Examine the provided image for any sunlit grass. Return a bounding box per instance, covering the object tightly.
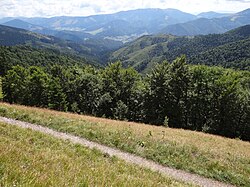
[0,103,249,186]
[0,122,190,187]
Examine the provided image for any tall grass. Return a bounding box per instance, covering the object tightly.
[0,122,189,186]
[0,103,249,186]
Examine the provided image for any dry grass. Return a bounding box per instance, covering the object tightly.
[0,103,249,186]
[0,122,190,187]
[6,103,248,158]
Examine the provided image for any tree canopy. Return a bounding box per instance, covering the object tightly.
[2,56,250,141]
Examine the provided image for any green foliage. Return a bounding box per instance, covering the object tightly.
[1,56,250,141]
[0,25,114,65]
[110,25,250,72]
[2,65,28,104]
[163,116,169,127]
[0,45,94,76]
[190,38,250,71]
[166,56,190,128]
[113,100,128,120]
[0,77,3,101]
[98,62,141,120]
[144,61,170,125]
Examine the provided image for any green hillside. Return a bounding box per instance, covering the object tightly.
[0,45,99,75]
[0,122,189,186]
[0,103,250,186]
[110,25,250,72]
[190,38,250,70]
[0,25,112,64]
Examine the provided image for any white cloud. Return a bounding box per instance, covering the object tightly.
[0,0,249,18]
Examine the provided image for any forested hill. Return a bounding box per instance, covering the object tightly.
[0,45,97,76]
[0,24,70,47]
[110,25,250,72]
[190,38,250,70]
[0,24,112,64]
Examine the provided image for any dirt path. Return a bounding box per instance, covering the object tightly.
[0,116,234,187]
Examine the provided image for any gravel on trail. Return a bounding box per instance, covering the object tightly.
[0,116,234,187]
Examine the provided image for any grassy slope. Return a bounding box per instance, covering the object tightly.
[0,103,249,186]
[0,122,189,186]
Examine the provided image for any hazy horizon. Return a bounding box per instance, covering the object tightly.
[0,0,250,18]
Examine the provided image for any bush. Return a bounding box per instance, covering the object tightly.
[164,116,169,127]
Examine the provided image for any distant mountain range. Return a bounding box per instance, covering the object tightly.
[1,8,249,43]
[110,25,250,72]
[0,8,250,72]
[197,11,230,19]
[161,9,250,36]
[0,9,197,43]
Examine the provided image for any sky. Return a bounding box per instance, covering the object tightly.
[0,0,250,18]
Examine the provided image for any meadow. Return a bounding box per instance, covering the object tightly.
[0,103,249,186]
[0,122,190,186]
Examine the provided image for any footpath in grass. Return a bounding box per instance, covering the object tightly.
[0,122,190,187]
[0,103,249,186]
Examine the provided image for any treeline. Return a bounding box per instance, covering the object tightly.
[2,56,250,140]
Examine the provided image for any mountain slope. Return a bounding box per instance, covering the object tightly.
[3,19,45,31]
[0,24,89,53]
[0,24,122,64]
[23,8,197,34]
[197,11,231,19]
[2,19,96,41]
[2,8,196,43]
[3,8,250,42]
[162,8,250,36]
[0,45,97,76]
[110,25,250,72]
[190,38,250,70]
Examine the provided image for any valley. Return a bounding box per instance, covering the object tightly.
[0,6,250,187]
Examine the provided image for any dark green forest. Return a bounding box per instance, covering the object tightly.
[0,46,99,76]
[110,25,250,72]
[1,52,250,141]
